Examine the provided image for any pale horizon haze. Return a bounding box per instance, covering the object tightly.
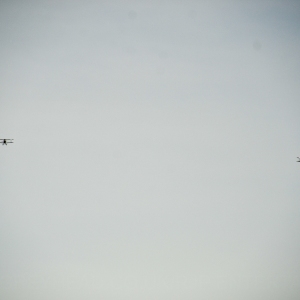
[1,1,300,299]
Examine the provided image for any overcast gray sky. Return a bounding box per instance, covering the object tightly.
[1,1,300,299]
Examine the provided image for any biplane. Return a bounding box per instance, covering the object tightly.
[1,139,14,145]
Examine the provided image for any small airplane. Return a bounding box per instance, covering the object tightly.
[297,157,300,162]
[1,139,14,145]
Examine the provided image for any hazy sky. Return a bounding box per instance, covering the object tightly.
[1,1,300,299]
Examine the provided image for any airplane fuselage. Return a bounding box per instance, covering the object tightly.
[0,139,13,145]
